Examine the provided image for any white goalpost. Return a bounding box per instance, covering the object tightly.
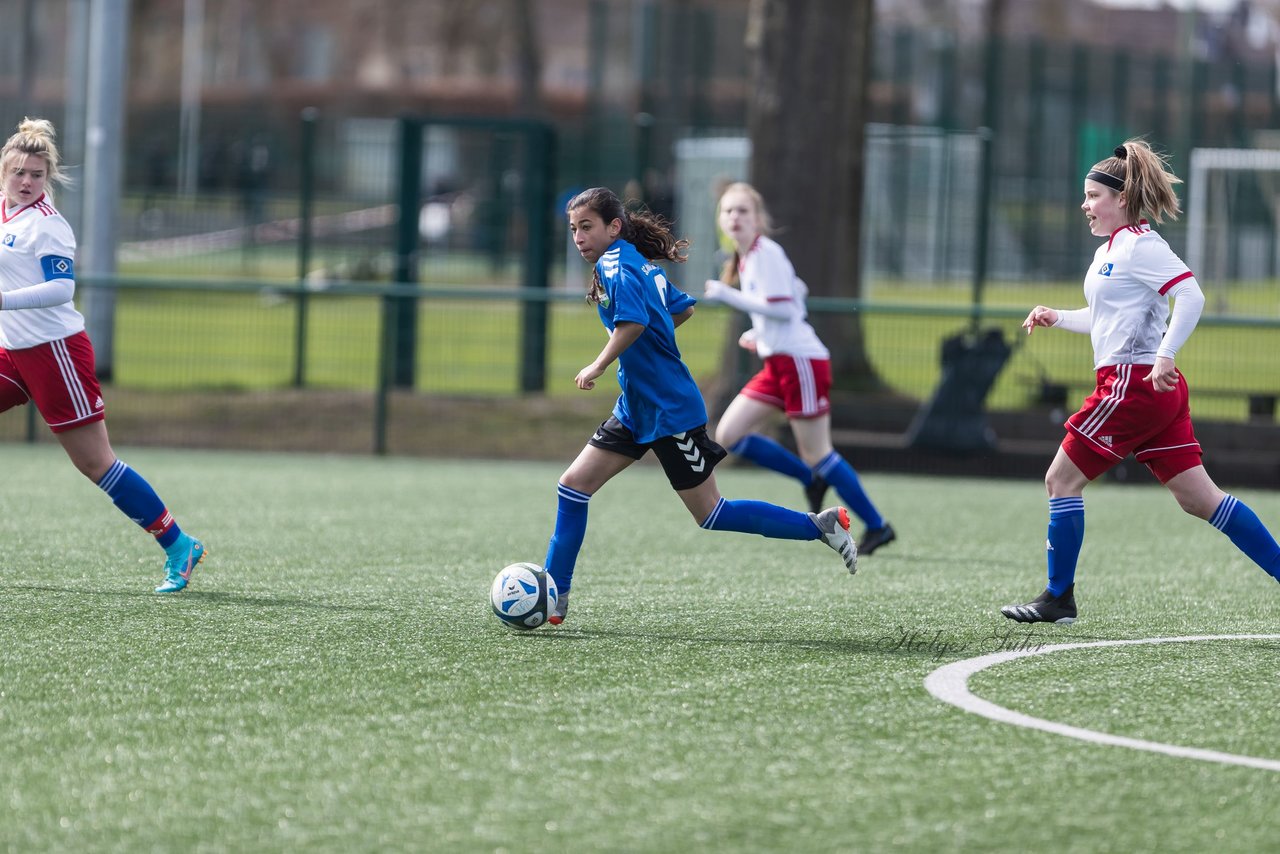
[1185,147,1280,307]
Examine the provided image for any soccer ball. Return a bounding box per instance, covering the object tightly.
[490,562,558,630]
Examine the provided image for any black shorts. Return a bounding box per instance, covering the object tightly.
[588,416,727,491]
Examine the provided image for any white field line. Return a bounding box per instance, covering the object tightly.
[925,633,1280,772]
[119,205,397,262]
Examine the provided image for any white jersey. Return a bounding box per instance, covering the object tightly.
[738,236,828,359]
[1080,222,1193,370]
[0,193,84,350]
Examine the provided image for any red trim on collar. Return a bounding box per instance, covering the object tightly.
[2,193,47,223]
[1106,219,1151,251]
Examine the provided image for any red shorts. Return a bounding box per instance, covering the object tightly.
[0,331,106,433]
[1062,363,1202,484]
[741,354,831,418]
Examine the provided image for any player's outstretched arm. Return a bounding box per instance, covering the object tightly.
[1022,305,1059,335]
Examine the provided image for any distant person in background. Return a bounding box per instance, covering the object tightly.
[542,186,858,625]
[0,118,206,593]
[1004,139,1280,624]
[235,134,271,249]
[702,182,896,557]
[709,174,737,271]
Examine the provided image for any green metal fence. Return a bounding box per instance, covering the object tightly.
[1,279,1273,458]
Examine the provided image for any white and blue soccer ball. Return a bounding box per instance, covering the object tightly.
[490,562,558,630]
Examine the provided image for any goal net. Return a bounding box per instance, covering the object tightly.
[1185,146,1280,313]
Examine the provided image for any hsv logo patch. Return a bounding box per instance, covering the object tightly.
[1098,262,1114,277]
[2,234,13,247]
[40,255,74,280]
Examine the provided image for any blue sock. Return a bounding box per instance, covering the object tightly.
[97,459,182,549]
[1046,497,1085,596]
[813,451,884,530]
[728,434,812,484]
[544,483,591,594]
[700,497,819,540]
[1210,495,1280,581]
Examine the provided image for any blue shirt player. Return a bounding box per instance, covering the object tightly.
[596,237,704,444]
[541,187,859,626]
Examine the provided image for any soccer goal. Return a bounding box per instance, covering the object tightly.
[1185,146,1280,309]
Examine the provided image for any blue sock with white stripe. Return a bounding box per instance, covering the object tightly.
[700,497,818,540]
[97,459,182,549]
[1046,497,1085,596]
[728,434,812,484]
[544,483,591,594]
[1209,495,1280,581]
[813,451,883,529]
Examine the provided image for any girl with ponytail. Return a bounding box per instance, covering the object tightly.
[533,187,860,626]
[1005,139,1280,624]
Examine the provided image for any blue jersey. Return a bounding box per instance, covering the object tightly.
[595,238,705,444]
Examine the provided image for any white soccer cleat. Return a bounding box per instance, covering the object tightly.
[810,506,858,574]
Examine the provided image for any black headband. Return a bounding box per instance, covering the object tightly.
[1086,169,1124,192]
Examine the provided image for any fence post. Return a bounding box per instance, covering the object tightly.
[392,116,422,388]
[293,106,318,388]
[519,122,556,393]
[1067,44,1089,269]
[1024,38,1045,276]
[971,0,1005,333]
[1152,54,1171,145]
[374,289,393,455]
[1111,50,1130,133]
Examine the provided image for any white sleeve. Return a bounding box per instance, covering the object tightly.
[727,240,801,318]
[31,215,77,259]
[1131,234,1192,296]
[709,282,793,319]
[1,278,75,309]
[1052,307,1091,334]
[1156,277,1205,359]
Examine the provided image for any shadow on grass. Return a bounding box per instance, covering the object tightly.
[863,552,1027,570]
[523,624,1115,661]
[1,583,389,612]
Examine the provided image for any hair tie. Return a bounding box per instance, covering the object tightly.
[1114,145,1127,160]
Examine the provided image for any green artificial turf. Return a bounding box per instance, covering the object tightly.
[0,445,1276,852]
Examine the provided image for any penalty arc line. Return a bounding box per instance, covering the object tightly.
[924,633,1280,772]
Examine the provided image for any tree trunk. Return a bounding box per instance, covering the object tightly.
[743,0,880,391]
[510,0,544,117]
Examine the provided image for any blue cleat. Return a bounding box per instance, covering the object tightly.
[155,535,206,593]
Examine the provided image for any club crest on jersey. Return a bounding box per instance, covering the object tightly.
[1097,262,1114,277]
[2,234,13,247]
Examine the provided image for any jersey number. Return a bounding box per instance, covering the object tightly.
[653,272,669,307]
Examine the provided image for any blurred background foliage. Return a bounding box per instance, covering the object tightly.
[0,0,1276,468]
